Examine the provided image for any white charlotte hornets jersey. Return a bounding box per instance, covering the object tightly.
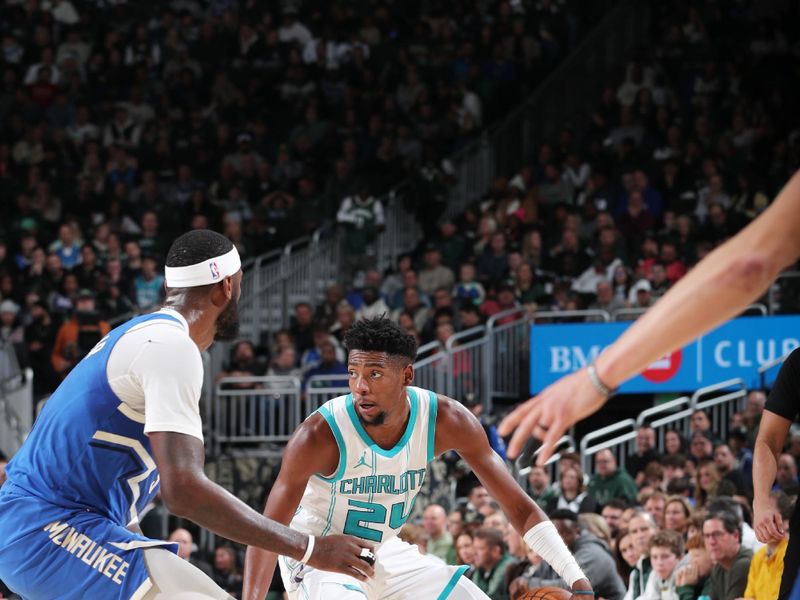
[292,386,437,544]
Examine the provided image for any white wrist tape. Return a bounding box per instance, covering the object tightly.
[524,521,586,586]
[300,535,315,564]
[164,246,241,288]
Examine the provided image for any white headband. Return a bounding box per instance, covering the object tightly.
[164,246,241,288]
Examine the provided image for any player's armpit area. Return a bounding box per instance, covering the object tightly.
[433,395,549,534]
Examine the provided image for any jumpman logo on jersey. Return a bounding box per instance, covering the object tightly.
[353,450,373,470]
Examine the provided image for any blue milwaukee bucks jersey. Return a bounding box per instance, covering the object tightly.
[4,312,181,527]
[292,387,437,544]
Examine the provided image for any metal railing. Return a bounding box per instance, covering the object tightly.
[212,376,302,455]
[692,379,747,445]
[636,395,693,448]
[580,379,748,476]
[0,368,34,457]
[445,326,488,403]
[579,419,638,476]
[305,374,350,417]
[487,308,530,406]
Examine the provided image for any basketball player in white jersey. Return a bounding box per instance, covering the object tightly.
[242,317,594,600]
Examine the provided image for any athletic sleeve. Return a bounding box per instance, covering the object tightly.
[135,334,205,441]
[765,347,800,422]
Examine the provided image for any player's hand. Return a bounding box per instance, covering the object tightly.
[753,500,784,544]
[307,534,376,580]
[570,578,594,599]
[498,368,607,462]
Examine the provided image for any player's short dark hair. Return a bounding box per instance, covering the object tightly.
[166,229,233,269]
[344,317,417,361]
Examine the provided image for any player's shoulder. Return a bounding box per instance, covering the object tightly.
[125,313,196,350]
[432,394,472,429]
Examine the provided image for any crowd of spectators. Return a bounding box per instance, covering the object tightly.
[224,0,800,411]
[378,392,794,600]
[3,0,800,598]
[0,0,596,398]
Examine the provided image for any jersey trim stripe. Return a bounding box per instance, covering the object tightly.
[427,390,438,462]
[315,406,347,482]
[91,430,156,525]
[117,403,146,424]
[437,565,470,599]
[344,390,419,458]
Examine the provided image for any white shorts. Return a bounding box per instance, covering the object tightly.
[279,536,488,600]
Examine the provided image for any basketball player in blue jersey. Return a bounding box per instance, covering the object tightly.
[0,230,373,599]
[242,317,594,600]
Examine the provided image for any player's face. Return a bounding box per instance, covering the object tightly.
[347,350,412,426]
[215,271,242,341]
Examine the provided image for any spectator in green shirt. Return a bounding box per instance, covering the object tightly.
[587,449,639,506]
[471,527,515,600]
[423,504,457,564]
[703,511,752,600]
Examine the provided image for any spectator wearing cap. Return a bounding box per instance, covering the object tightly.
[419,246,455,297]
[627,278,654,310]
[51,290,110,378]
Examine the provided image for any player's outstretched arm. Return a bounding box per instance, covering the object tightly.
[149,427,373,600]
[752,410,791,544]
[500,169,800,461]
[435,396,592,597]
[241,414,375,600]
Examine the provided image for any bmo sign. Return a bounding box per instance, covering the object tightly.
[530,316,800,394]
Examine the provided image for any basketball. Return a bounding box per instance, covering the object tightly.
[517,587,574,600]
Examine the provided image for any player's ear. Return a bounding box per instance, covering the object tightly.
[404,363,414,385]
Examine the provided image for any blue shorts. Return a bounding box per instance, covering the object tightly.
[0,484,176,600]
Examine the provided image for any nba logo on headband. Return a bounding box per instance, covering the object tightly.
[209,261,220,280]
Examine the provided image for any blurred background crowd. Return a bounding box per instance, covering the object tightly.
[2,0,800,598]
